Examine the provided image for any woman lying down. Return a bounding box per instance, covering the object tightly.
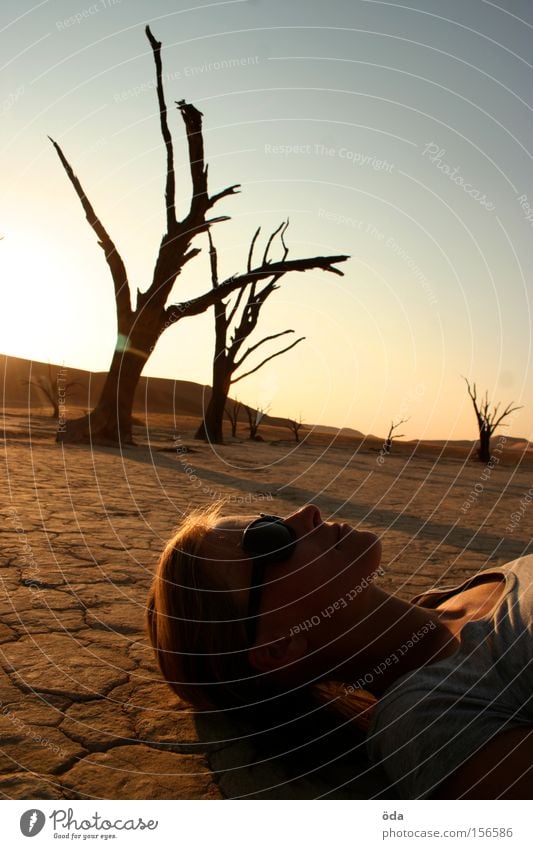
[147,503,533,799]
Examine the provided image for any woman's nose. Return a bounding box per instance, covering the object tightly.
[285,504,322,532]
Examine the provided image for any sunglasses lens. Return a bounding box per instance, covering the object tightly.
[243,516,297,565]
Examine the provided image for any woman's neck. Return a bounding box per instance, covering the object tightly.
[333,586,459,697]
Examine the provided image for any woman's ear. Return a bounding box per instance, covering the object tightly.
[248,633,309,673]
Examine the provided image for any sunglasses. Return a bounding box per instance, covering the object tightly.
[241,515,297,645]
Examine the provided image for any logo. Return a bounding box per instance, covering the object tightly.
[20,810,46,837]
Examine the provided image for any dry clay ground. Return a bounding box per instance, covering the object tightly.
[1,412,532,800]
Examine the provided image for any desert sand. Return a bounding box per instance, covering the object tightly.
[1,409,532,799]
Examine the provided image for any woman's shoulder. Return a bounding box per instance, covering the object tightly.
[409,552,533,608]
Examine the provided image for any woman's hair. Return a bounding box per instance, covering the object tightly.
[146,503,377,730]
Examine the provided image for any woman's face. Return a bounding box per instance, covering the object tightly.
[202,504,382,662]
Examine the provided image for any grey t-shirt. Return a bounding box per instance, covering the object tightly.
[366,554,533,798]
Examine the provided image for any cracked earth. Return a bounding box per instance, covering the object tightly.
[1,414,531,799]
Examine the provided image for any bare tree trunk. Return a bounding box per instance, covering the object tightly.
[58,339,151,444]
[195,362,231,443]
[225,399,241,438]
[478,425,491,463]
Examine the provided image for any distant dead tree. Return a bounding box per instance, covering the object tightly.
[22,365,80,419]
[384,417,409,453]
[463,377,522,463]
[245,405,268,440]
[196,225,314,443]
[286,414,304,443]
[225,398,242,438]
[49,27,348,446]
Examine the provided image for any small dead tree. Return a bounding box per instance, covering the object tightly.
[195,223,320,444]
[245,405,268,440]
[463,377,522,463]
[22,365,80,419]
[384,417,409,454]
[225,398,242,438]
[286,414,304,443]
[50,26,348,445]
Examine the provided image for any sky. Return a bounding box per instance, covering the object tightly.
[1,0,532,441]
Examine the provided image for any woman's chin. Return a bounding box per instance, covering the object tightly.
[349,532,382,571]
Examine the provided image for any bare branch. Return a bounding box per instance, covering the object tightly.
[280,219,289,260]
[48,136,132,322]
[247,226,261,273]
[233,329,295,370]
[232,336,305,383]
[176,99,208,224]
[262,221,286,265]
[491,402,523,431]
[388,417,409,435]
[227,272,284,360]
[146,27,176,233]
[463,375,484,428]
[166,253,349,324]
[173,99,240,237]
[209,184,241,207]
[226,283,248,329]
[207,230,218,288]
[463,375,477,404]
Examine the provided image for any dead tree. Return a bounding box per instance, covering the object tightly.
[384,417,409,453]
[22,365,80,419]
[195,223,313,443]
[286,415,304,443]
[463,377,522,463]
[245,405,268,440]
[225,398,242,438]
[50,27,348,445]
